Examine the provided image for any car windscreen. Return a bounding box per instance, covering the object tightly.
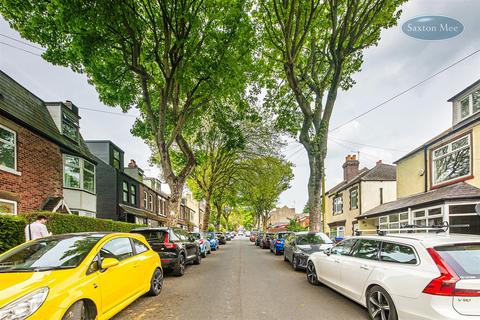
[296,233,333,245]
[0,235,103,272]
[206,233,215,239]
[190,233,201,240]
[277,233,289,239]
[435,243,480,279]
[134,230,167,242]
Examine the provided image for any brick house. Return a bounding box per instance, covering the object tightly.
[0,71,97,216]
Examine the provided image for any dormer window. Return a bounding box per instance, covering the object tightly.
[457,88,480,122]
[112,149,121,169]
[62,111,79,142]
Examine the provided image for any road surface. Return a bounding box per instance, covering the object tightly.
[114,237,368,320]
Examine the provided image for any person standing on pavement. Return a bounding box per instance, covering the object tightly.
[25,215,52,241]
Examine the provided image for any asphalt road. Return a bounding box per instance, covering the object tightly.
[113,238,368,320]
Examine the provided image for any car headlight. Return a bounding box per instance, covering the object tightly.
[0,287,49,320]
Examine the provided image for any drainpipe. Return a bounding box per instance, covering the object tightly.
[423,146,428,192]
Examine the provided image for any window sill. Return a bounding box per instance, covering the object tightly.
[0,166,22,176]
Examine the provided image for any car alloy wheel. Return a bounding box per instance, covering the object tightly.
[306,262,320,285]
[194,251,202,265]
[175,255,186,276]
[367,286,397,320]
[149,268,163,296]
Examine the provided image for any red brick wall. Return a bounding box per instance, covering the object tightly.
[0,120,63,213]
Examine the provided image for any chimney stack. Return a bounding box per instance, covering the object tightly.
[376,160,382,165]
[128,159,137,168]
[343,154,359,181]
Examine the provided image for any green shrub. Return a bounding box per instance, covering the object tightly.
[0,212,143,254]
[0,215,27,253]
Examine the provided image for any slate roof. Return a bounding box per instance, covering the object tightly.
[327,163,396,195]
[0,70,95,162]
[358,182,480,219]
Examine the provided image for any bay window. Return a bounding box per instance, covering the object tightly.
[432,135,471,186]
[0,125,17,173]
[63,155,95,193]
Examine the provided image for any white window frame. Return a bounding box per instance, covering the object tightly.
[333,195,343,214]
[148,194,153,211]
[0,124,20,175]
[378,212,409,233]
[457,89,480,121]
[144,191,148,209]
[63,155,96,194]
[412,206,444,233]
[431,134,471,186]
[0,199,17,215]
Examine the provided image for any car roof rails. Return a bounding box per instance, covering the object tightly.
[354,221,470,236]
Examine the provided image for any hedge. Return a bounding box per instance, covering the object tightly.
[0,212,144,254]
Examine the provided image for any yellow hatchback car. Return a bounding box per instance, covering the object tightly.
[0,232,163,320]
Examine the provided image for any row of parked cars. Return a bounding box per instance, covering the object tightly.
[0,227,233,320]
[250,229,480,320]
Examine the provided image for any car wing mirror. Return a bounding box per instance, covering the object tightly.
[324,248,332,256]
[101,258,119,270]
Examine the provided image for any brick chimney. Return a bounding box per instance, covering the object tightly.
[128,159,137,168]
[342,154,359,181]
[376,160,382,166]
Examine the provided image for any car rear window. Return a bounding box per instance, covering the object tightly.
[435,244,480,279]
[134,230,167,242]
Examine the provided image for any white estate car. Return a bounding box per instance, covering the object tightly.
[306,233,480,320]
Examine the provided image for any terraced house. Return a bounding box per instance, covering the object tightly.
[358,79,480,235]
[325,155,397,238]
[0,71,96,216]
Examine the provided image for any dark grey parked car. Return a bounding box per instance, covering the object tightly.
[132,227,201,276]
[283,232,333,270]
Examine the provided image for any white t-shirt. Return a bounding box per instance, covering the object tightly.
[25,221,50,241]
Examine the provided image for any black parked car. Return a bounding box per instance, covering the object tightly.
[260,233,275,249]
[255,232,264,246]
[132,227,201,276]
[216,232,227,245]
[283,232,333,271]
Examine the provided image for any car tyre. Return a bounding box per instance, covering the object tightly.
[201,249,207,258]
[366,285,398,320]
[62,300,95,320]
[148,268,163,296]
[306,261,320,286]
[194,250,202,265]
[173,254,186,276]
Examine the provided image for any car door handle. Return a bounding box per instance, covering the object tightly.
[360,264,370,270]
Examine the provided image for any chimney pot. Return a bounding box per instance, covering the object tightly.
[376,160,382,165]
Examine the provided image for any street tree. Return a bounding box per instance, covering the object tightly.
[239,156,293,230]
[0,0,255,223]
[257,0,405,231]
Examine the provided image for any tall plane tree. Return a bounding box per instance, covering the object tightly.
[258,0,405,231]
[0,0,255,223]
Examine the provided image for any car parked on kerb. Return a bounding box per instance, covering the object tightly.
[284,232,333,270]
[190,232,211,258]
[132,227,201,276]
[260,233,275,249]
[249,230,258,242]
[205,232,219,251]
[0,232,162,320]
[270,232,291,255]
[216,232,227,245]
[306,233,480,320]
[255,232,264,246]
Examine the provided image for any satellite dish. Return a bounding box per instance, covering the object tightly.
[475,203,480,216]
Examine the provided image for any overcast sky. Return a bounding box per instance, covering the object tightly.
[1,0,480,212]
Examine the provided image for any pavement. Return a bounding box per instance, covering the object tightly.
[113,238,368,320]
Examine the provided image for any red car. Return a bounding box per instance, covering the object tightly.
[249,231,258,242]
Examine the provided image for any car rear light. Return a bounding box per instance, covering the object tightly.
[199,239,205,245]
[276,240,281,244]
[163,232,177,249]
[423,248,480,297]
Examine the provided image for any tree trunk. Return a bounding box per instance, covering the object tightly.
[167,181,183,227]
[201,193,212,232]
[214,203,222,231]
[306,151,324,232]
